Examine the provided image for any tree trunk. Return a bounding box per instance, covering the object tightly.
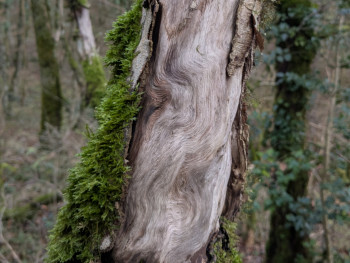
[73,2,96,59]
[47,0,261,262]
[265,0,318,262]
[319,15,344,263]
[71,0,106,108]
[112,0,259,262]
[30,0,62,134]
[1,0,12,119]
[4,0,24,118]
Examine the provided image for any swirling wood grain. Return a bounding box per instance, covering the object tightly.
[113,0,258,262]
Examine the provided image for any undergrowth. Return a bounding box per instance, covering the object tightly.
[46,0,143,262]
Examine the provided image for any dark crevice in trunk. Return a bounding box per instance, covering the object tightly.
[150,1,162,54]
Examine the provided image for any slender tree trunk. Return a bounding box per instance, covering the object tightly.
[73,2,96,59]
[62,37,86,128]
[319,15,344,263]
[265,0,317,262]
[30,0,62,135]
[1,0,12,118]
[5,0,24,118]
[53,0,64,42]
[71,0,106,108]
[19,0,31,106]
[0,23,8,134]
[111,0,260,261]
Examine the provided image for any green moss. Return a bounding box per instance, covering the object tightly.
[46,1,143,262]
[214,219,243,263]
[82,55,106,108]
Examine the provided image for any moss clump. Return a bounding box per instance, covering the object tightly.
[214,219,243,263]
[82,55,106,108]
[46,1,143,262]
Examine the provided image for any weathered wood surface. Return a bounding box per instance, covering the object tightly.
[113,0,259,262]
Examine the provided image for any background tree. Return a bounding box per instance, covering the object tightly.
[30,0,63,136]
[264,0,318,262]
[68,0,106,108]
[3,0,24,118]
[0,1,133,261]
[241,0,350,261]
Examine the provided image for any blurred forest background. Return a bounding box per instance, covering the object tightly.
[0,0,349,262]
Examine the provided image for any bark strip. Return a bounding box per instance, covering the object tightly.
[227,0,261,76]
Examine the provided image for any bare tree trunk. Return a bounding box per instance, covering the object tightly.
[30,0,63,135]
[53,0,64,42]
[71,1,106,108]
[1,0,13,118]
[5,0,24,118]
[320,15,344,263]
[73,3,96,59]
[112,0,260,262]
[265,1,317,262]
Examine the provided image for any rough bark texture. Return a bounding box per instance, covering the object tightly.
[112,0,260,262]
[30,0,62,133]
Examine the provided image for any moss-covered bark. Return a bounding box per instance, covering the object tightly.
[211,219,243,263]
[265,0,318,262]
[46,1,142,262]
[30,0,62,133]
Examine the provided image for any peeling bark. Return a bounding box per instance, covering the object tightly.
[112,1,260,262]
[227,0,260,75]
[123,0,161,200]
